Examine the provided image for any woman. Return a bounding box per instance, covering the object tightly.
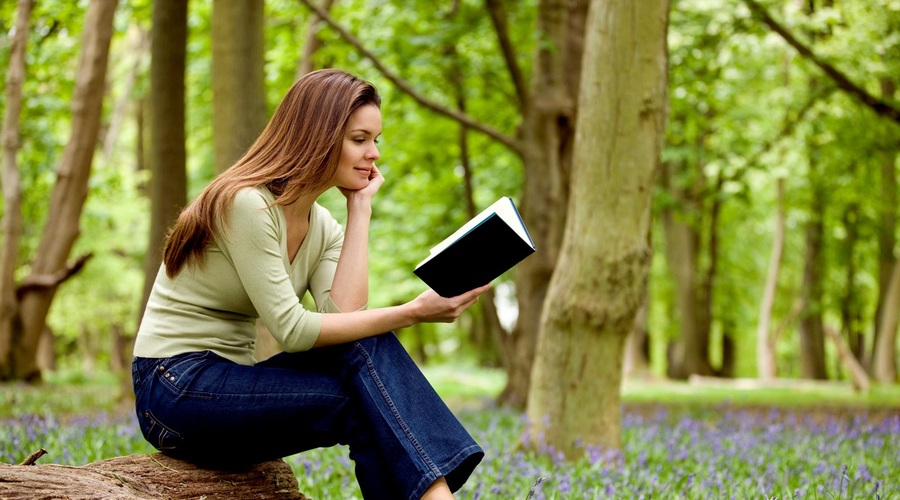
[132,68,489,500]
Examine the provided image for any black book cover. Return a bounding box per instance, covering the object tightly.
[414,212,535,297]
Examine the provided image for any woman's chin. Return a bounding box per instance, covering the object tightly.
[337,180,369,192]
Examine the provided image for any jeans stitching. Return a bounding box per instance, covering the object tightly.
[353,341,440,491]
[140,409,182,450]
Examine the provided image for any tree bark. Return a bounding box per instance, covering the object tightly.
[499,0,589,408]
[756,178,785,380]
[0,0,33,380]
[526,0,668,458]
[212,0,267,173]
[0,453,307,499]
[11,0,119,381]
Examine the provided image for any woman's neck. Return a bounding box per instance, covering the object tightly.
[283,193,318,223]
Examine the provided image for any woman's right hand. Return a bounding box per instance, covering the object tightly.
[410,284,492,323]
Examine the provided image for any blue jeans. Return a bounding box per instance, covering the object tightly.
[132,332,483,499]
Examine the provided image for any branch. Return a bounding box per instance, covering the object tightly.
[17,253,93,297]
[726,86,832,184]
[743,0,900,124]
[295,0,522,153]
[484,0,527,111]
[19,448,47,466]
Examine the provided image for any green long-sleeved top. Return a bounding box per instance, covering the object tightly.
[133,186,346,365]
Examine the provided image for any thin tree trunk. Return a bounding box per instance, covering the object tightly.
[796,0,830,382]
[756,178,785,380]
[0,0,33,380]
[296,0,338,78]
[212,0,267,173]
[623,289,651,380]
[12,0,119,381]
[839,198,863,365]
[870,78,897,371]
[445,35,506,367]
[873,260,900,383]
[823,325,869,392]
[799,154,827,380]
[660,159,713,379]
[101,26,150,164]
[527,0,668,458]
[500,0,589,408]
[139,0,189,321]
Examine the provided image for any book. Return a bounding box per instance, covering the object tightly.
[414,196,536,297]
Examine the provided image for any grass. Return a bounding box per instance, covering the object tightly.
[2,365,898,499]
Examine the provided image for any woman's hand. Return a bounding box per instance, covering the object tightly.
[410,284,493,323]
[339,164,384,205]
[316,283,493,347]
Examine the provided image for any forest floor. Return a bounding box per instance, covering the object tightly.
[2,366,898,498]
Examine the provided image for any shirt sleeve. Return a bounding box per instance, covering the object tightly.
[217,189,321,352]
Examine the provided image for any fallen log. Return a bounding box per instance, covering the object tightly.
[0,452,308,499]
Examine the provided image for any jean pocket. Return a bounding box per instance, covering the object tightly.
[138,409,183,451]
[156,351,215,395]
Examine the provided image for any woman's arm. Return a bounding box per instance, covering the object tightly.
[314,284,491,347]
[328,166,384,311]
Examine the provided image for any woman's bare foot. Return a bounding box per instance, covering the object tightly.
[420,477,454,500]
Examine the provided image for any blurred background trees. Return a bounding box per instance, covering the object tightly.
[0,0,898,455]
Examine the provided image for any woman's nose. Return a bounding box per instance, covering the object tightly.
[368,144,380,160]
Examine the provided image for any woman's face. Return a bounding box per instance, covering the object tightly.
[332,104,382,191]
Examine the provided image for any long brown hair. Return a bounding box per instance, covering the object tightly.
[162,69,381,277]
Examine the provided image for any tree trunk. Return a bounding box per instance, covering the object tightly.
[823,325,870,393]
[212,0,267,173]
[211,0,274,354]
[870,78,897,371]
[799,163,828,380]
[138,0,189,321]
[623,291,651,380]
[873,260,900,383]
[0,0,33,380]
[499,0,589,408]
[296,0,338,78]
[756,178,785,380]
[526,0,668,458]
[660,156,715,379]
[0,453,307,499]
[839,198,863,366]
[660,174,710,379]
[101,26,149,164]
[10,0,119,382]
[796,0,830,382]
